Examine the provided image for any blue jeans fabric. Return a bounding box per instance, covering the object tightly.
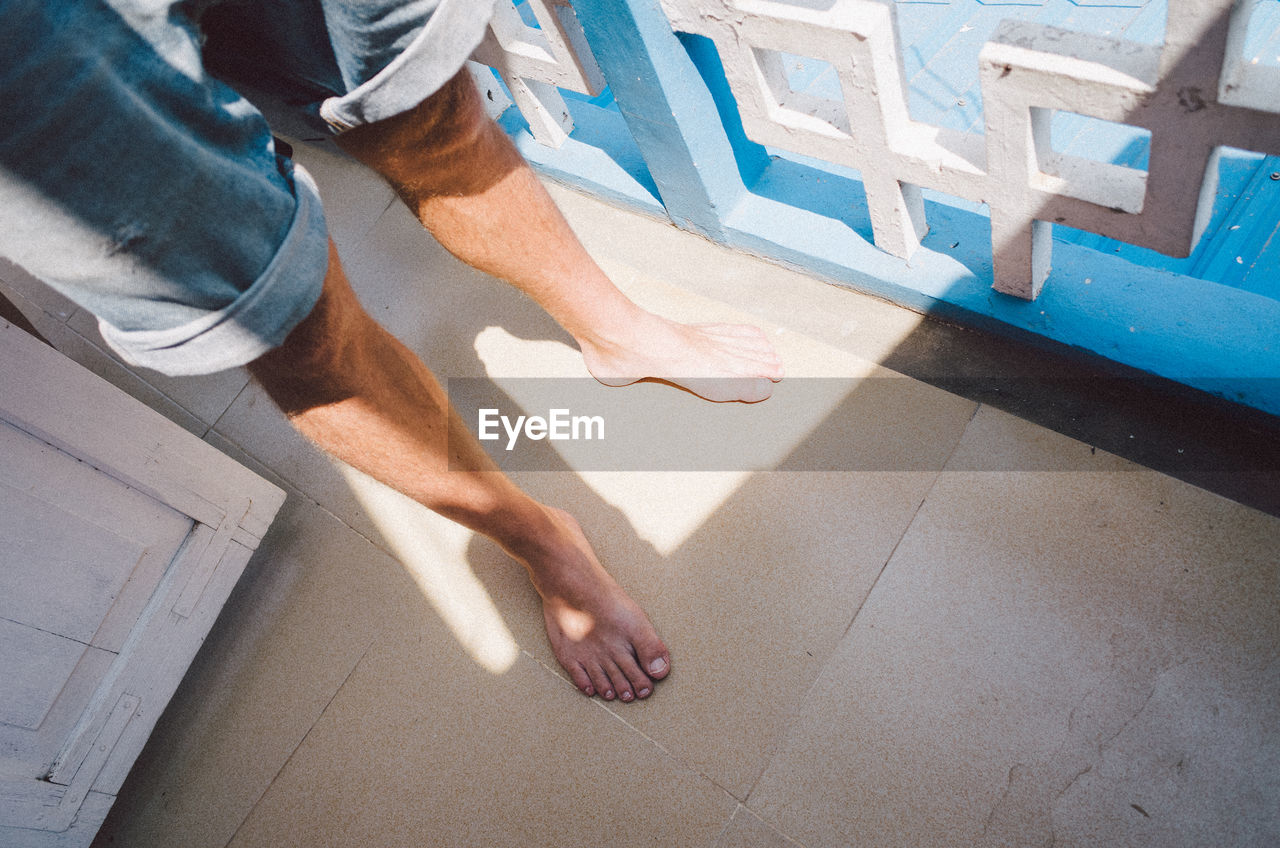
[0,0,493,375]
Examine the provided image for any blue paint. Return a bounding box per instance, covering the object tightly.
[748,156,877,246]
[572,0,747,238]
[1193,155,1280,298]
[1244,0,1280,63]
[677,32,771,187]
[723,184,1280,411]
[898,3,982,90]
[1114,0,1167,46]
[1058,149,1277,288]
[499,101,664,214]
[1049,113,1151,170]
[491,0,1280,415]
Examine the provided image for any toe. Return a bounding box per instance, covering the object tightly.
[731,353,784,382]
[604,660,635,703]
[737,377,775,403]
[647,654,671,681]
[633,634,671,682]
[585,664,613,700]
[612,651,654,701]
[699,322,768,341]
[568,663,595,697]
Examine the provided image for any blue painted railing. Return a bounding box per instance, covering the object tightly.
[474,0,1280,416]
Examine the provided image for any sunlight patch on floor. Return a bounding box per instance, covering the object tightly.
[337,462,520,674]
[473,323,881,555]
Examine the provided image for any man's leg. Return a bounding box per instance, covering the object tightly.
[335,71,784,403]
[250,242,670,702]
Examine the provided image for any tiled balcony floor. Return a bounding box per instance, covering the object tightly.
[5,142,1278,847]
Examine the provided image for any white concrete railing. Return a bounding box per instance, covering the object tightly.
[471,0,604,148]
[475,0,1280,300]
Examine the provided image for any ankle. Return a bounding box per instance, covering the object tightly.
[572,302,658,357]
[491,500,566,567]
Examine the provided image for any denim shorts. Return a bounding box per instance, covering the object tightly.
[0,0,494,375]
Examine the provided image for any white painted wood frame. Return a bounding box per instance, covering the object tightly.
[0,320,285,847]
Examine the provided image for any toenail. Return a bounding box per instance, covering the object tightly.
[649,658,668,675]
[604,689,615,700]
[638,687,650,698]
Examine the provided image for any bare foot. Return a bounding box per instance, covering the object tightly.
[578,310,784,403]
[509,505,670,702]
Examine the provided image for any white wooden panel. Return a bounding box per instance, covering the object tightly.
[0,791,113,848]
[0,320,286,844]
[0,323,285,535]
[0,414,193,778]
[0,419,195,653]
[0,621,86,731]
[0,646,115,779]
[95,539,258,793]
[0,421,185,540]
[0,481,145,644]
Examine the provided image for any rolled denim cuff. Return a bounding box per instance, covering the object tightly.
[99,164,329,376]
[319,0,496,131]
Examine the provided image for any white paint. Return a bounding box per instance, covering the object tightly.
[472,0,605,147]
[1219,0,1280,113]
[0,320,284,846]
[646,0,1280,298]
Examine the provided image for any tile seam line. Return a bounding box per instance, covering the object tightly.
[205,375,254,440]
[518,647,747,805]
[221,639,375,848]
[197,426,401,555]
[203,461,718,809]
[55,317,216,438]
[709,805,741,848]
[363,192,401,240]
[740,400,981,806]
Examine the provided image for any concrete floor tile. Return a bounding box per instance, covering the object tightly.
[462,379,975,801]
[336,200,576,378]
[467,468,944,798]
[288,141,397,251]
[228,612,737,848]
[62,308,252,429]
[207,378,392,544]
[746,406,1280,847]
[430,275,980,799]
[943,397,1137,473]
[422,281,975,797]
[543,182,930,365]
[0,257,79,321]
[93,496,417,848]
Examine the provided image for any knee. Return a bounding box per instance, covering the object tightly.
[248,245,378,409]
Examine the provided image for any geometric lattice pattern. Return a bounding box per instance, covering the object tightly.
[472,0,605,148]
[652,0,1280,298]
